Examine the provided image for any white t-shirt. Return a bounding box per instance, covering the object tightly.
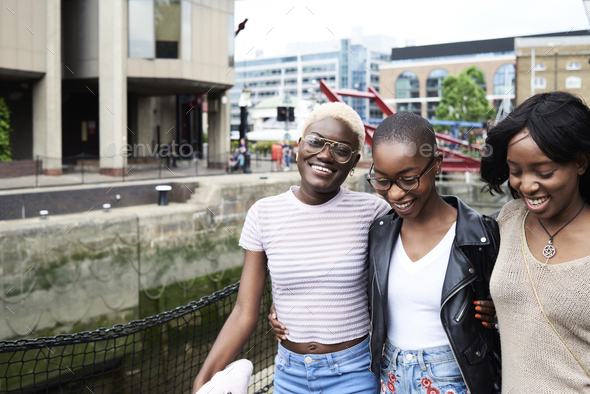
[386,223,456,350]
[239,186,391,344]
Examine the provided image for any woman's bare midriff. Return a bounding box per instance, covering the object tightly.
[280,334,368,354]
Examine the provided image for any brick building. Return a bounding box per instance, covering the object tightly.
[515,33,590,105]
[379,38,516,120]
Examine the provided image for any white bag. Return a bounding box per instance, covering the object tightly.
[196,359,253,394]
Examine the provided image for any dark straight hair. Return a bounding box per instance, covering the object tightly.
[481,91,590,202]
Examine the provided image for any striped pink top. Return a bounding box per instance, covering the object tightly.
[239,186,391,344]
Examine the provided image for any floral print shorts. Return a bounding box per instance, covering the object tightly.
[379,339,469,394]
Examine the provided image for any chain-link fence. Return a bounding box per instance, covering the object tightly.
[0,278,275,394]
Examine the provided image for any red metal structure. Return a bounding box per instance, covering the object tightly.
[318,80,481,173]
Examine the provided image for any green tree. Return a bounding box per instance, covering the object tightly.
[0,97,12,161]
[434,66,496,128]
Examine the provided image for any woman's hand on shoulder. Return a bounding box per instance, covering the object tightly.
[473,300,496,329]
[268,303,289,342]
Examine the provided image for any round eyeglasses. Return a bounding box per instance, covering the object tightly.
[300,135,358,164]
[366,154,437,192]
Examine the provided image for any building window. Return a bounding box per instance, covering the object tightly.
[128,0,155,58]
[566,62,581,71]
[426,69,448,98]
[181,1,192,61]
[427,102,439,120]
[534,63,546,71]
[566,76,582,89]
[155,0,181,59]
[466,66,487,92]
[128,0,192,60]
[395,71,420,99]
[397,102,421,115]
[493,64,515,96]
[533,77,547,89]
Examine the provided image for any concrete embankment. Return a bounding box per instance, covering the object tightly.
[0,171,506,340]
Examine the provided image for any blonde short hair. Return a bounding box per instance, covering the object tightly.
[301,102,365,150]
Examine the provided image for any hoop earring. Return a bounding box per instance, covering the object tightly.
[350,168,355,176]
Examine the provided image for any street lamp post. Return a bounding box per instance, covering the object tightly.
[238,88,252,173]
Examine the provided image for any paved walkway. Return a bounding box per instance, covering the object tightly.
[0,155,291,191]
[0,171,303,226]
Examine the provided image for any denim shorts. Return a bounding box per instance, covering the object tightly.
[380,339,468,394]
[274,336,379,394]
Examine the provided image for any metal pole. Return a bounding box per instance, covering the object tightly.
[531,48,536,96]
[136,214,141,319]
[240,106,252,174]
[35,155,39,188]
[554,52,558,91]
[81,153,84,184]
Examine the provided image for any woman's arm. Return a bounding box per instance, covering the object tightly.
[192,250,268,393]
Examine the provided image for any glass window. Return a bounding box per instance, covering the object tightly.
[426,69,448,98]
[533,77,547,89]
[155,0,181,59]
[427,101,439,119]
[466,67,487,92]
[235,57,297,68]
[301,64,336,73]
[301,52,339,61]
[535,63,546,71]
[128,0,155,58]
[397,102,421,115]
[395,71,420,99]
[227,14,234,67]
[493,64,515,95]
[181,1,192,61]
[566,76,582,89]
[566,62,581,71]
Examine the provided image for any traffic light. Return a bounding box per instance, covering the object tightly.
[277,107,294,122]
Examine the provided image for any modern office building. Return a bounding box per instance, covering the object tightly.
[515,32,590,105]
[0,0,235,174]
[230,29,396,131]
[379,37,517,120]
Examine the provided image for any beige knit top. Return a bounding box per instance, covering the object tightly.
[490,199,590,393]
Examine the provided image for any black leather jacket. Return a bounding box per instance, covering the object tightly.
[368,195,501,394]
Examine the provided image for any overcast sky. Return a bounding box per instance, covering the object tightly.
[234,0,590,59]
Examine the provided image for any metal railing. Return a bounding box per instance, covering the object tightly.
[0,151,290,191]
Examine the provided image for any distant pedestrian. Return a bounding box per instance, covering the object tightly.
[166,140,178,168]
[238,138,247,169]
[271,140,283,172]
[282,139,292,171]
